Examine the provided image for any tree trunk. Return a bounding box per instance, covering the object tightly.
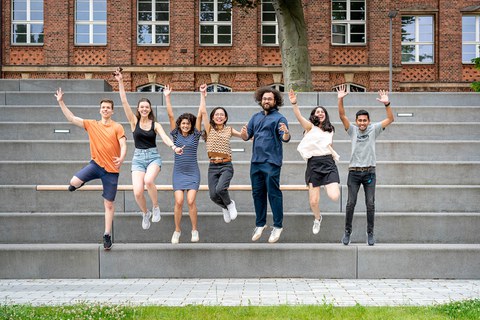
[272,0,312,92]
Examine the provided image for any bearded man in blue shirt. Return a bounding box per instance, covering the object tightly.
[241,87,291,243]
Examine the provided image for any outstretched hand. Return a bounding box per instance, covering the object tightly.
[288,89,297,105]
[113,67,123,82]
[54,88,64,102]
[279,122,289,135]
[199,84,207,97]
[174,145,185,155]
[163,84,172,97]
[376,90,390,105]
[336,84,348,99]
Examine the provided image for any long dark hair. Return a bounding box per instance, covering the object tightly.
[309,106,335,133]
[135,98,156,121]
[254,87,284,108]
[175,113,196,135]
[209,107,229,129]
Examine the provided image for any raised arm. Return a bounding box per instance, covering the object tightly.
[289,89,312,132]
[336,84,350,131]
[376,90,395,129]
[231,128,242,138]
[154,122,183,155]
[114,67,136,131]
[163,85,176,131]
[199,84,210,133]
[54,88,84,128]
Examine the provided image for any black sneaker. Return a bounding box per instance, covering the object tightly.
[342,231,351,245]
[367,232,375,246]
[103,234,112,250]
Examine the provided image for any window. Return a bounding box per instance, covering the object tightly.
[11,0,44,45]
[331,0,366,45]
[270,83,284,92]
[462,15,480,63]
[262,0,278,45]
[401,16,434,63]
[137,83,164,92]
[200,0,232,45]
[332,83,366,92]
[75,0,107,45]
[138,0,169,45]
[207,84,232,92]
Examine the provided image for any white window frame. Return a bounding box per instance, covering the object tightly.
[332,83,366,92]
[75,0,107,45]
[261,0,278,46]
[199,0,232,46]
[331,0,366,45]
[137,83,164,92]
[11,0,44,45]
[137,0,170,45]
[401,15,434,64]
[462,15,480,63]
[207,84,232,92]
[270,83,284,92]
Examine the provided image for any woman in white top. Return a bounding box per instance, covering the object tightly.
[289,89,340,235]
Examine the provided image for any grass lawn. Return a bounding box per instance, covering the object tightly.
[1,299,479,319]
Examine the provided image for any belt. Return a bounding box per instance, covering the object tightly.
[210,158,231,164]
[349,166,374,172]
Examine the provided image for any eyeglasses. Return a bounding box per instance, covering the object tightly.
[262,97,274,101]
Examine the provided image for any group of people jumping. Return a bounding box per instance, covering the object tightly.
[54,68,394,250]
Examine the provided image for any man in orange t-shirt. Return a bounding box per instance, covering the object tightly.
[55,88,127,250]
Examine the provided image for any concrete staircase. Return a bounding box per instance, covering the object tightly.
[0,80,479,279]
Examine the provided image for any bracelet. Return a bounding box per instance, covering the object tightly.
[171,145,176,150]
[384,102,391,107]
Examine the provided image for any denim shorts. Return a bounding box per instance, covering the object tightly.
[75,160,119,201]
[131,148,162,172]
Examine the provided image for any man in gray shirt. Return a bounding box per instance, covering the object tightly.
[337,84,394,246]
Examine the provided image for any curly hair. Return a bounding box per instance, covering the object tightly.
[135,98,156,121]
[309,106,335,133]
[254,87,284,108]
[175,113,197,135]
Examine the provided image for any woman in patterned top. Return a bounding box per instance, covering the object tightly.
[165,84,203,244]
[114,68,183,231]
[288,89,340,235]
[199,84,242,223]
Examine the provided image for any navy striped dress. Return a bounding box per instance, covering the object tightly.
[171,128,201,191]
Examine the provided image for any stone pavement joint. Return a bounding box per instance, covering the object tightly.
[0,279,479,307]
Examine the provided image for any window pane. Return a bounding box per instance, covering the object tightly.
[263,13,276,22]
[350,12,365,21]
[419,45,433,62]
[350,33,365,43]
[418,16,432,26]
[350,24,364,33]
[200,12,214,21]
[156,25,169,33]
[93,24,106,33]
[93,1,106,11]
[332,34,346,44]
[155,34,169,44]
[218,35,231,44]
[218,25,231,34]
[350,1,365,11]
[93,34,106,44]
[76,34,89,43]
[14,33,27,43]
[332,1,346,11]
[332,24,346,34]
[263,35,276,44]
[201,35,214,44]
[157,2,169,11]
[218,12,231,22]
[76,2,89,12]
[201,25,214,34]
[200,2,214,12]
[332,12,347,20]
[156,12,169,21]
[139,12,152,21]
[138,25,152,43]
[13,0,27,11]
[31,12,43,20]
[30,32,44,43]
[401,45,416,62]
[93,11,107,21]
[76,24,89,33]
[76,12,89,21]
[262,2,274,12]
[138,3,152,11]
[263,25,276,34]
[31,24,43,33]
[31,2,43,10]
[13,11,27,21]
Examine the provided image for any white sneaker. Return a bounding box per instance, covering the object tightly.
[312,216,322,235]
[251,225,266,241]
[171,231,181,244]
[227,200,237,221]
[222,208,231,223]
[152,206,161,223]
[191,230,199,242]
[268,227,283,243]
[141,211,152,230]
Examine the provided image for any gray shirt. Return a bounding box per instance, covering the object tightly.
[347,122,383,167]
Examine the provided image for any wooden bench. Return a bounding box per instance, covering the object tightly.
[36,184,309,191]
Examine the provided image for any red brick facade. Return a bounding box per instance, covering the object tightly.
[1,0,479,92]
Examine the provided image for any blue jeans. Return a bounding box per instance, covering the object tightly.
[208,162,234,209]
[250,162,283,228]
[345,168,376,234]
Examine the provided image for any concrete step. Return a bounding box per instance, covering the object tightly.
[0,243,478,279]
[1,212,478,245]
[2,104,480,123]
[1,140,479,162]
[1,161,478,185]
[1,185,478,213]
[0,79,112,92]
[2,121,480,141]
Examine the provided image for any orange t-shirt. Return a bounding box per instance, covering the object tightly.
[83,119,126,173]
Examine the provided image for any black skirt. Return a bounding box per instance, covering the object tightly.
[305,155,340,187]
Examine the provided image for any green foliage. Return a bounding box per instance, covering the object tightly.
[471,57,480,92]
[433,298,480,319]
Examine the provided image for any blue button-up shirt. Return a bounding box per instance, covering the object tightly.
[246,108,290,166]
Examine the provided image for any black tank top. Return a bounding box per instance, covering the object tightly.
[133,120,156,149]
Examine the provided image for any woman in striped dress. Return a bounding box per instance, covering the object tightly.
[199,84,242,223]
[165,85,203,244]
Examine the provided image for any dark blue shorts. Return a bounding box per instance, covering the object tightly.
[74,160,119,201]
